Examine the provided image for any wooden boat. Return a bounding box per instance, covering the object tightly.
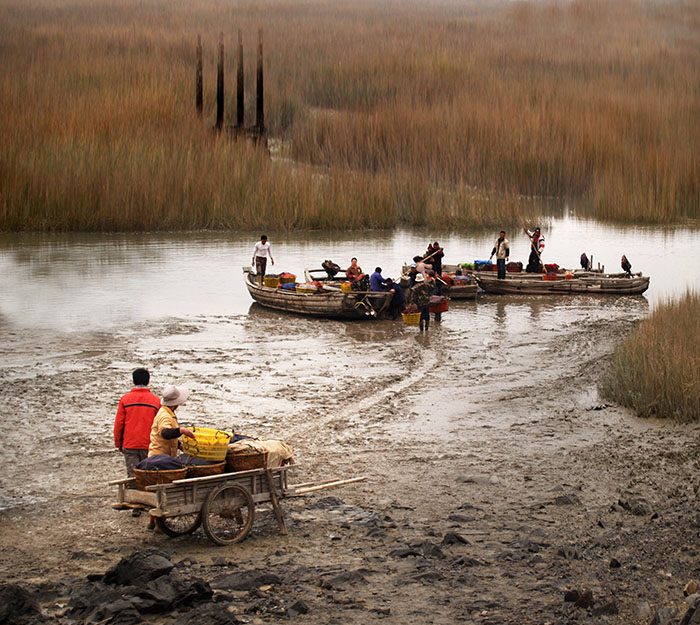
[244,269,393,319]
[440,264,477,299]
[474,271,650,295]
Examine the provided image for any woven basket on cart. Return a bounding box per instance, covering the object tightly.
[133,468,187,491]
[186,461,226,479]
[181,427,232,462]
[226,450,268,473]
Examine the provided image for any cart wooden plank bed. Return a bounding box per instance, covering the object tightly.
[110,466,365,546]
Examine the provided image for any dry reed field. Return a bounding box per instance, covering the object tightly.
[0,0,698,231]
[600,291,700,422]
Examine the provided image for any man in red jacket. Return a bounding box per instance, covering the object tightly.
[114,368,161,481]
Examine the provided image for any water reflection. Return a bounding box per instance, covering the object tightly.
[0,219,695,332]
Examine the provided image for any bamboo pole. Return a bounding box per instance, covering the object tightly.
[216,32,224,132]
[256,29,264,136]
[196,35,203,117]
[236,29,244,130]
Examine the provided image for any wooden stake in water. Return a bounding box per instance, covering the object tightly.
[196,35,203,118]
[256,29,264,136]
[216,33,224,132]
[237,29,244,130]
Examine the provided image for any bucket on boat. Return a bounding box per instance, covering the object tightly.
[341,282,352,293]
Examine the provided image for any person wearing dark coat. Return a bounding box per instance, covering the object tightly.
[621,255,633,277]
[425,242,444,276]
[385,277,406,319]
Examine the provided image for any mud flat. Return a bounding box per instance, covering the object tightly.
[1,298,699,625]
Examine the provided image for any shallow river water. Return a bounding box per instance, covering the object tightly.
[0,216,699,513]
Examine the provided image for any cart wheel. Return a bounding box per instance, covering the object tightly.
[202,484,255,545]
[155,513,202,537]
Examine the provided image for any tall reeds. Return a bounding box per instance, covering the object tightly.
[1,0,698,231]
[600,291,700,422]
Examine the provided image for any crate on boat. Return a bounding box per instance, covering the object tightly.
[264,276,280,288]
[296,283,317,294]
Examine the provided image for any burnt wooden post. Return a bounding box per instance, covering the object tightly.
[236,29,244,130]
[196,35,203,117]
[216,33,224,132]
[256,29,264,136]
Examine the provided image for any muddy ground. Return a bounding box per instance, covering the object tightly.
[1,297,699,624]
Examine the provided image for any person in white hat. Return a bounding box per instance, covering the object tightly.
[148,385,196,459]
[408,272,432,331]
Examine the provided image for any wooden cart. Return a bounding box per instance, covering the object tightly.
[110,466,365,546]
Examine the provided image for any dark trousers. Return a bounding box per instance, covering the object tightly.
[123,448,148,477]
[255,256,268,276]
[496,258,506,279]
[527,250,541,273]
[419,305,430,330]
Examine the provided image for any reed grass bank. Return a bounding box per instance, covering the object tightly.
[1,0,698,231]
[600,291,700,422]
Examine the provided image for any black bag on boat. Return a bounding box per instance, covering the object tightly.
[351,275,370,291]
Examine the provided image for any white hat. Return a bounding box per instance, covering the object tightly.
[161,385,190,407]
[415,274,425,283]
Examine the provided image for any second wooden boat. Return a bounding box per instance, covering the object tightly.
[474,271,649,295]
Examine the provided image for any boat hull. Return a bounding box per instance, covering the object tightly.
[244,271,392,319]
[474,272,649,295]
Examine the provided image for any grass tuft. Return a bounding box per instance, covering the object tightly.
[600,291,700,422]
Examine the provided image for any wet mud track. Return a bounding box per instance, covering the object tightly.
[1,295,699,624]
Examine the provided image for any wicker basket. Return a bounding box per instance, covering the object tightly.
[402,311,421,325]
[264,276,280,288]
[133,468,187,491]
[186,461,225,479]
[279,274,296,284]
[181,427,232,462]
[226,450,268,473]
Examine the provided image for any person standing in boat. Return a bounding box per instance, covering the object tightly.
[425,242,444,277]
[252,235,274,285]
[346,257,364,282]
[489,231,510,279]
[414,255,432,278]
[370,267,388,292]
[524,226,545,273]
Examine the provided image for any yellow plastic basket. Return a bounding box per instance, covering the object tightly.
[181,427,232,462]
[264,276,280,288]
[402,312,421,325]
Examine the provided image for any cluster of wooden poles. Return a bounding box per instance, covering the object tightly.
[196,30,266,145]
